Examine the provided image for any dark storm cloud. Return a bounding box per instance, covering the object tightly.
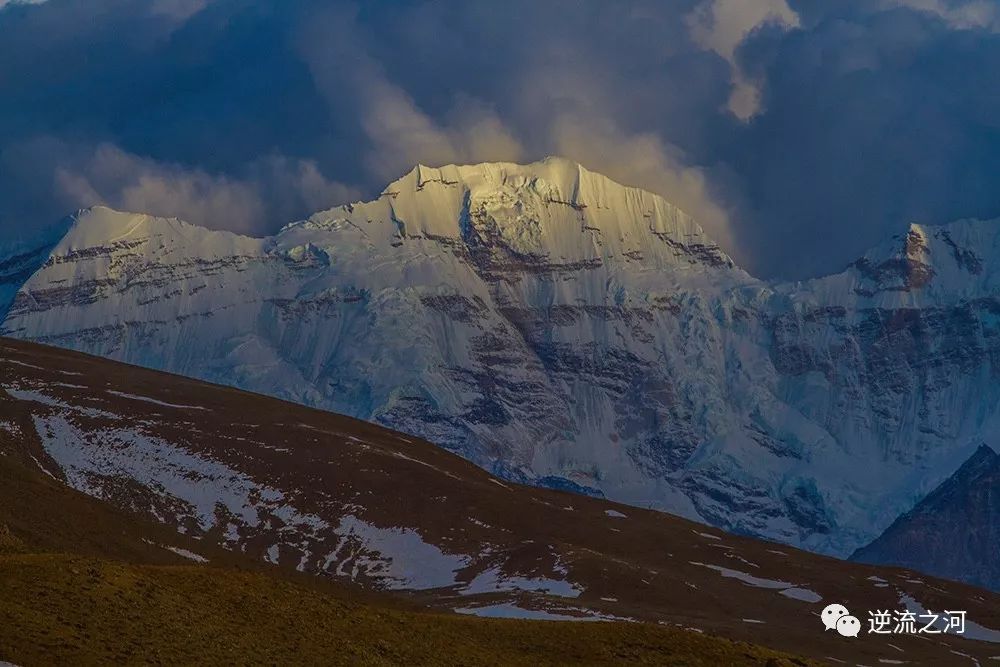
[732,0,1000,277]
[1,0,999,278]
[0,0,742,250]
[0,0,361,238]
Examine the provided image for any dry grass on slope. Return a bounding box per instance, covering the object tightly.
[0,447,814,666]
[0,553,815,667]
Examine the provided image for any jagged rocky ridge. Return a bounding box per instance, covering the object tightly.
[2,157,999,562]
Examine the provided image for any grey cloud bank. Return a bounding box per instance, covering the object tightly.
[2,0,999,278]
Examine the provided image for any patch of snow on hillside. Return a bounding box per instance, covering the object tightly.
[691,560,822,603]
[689,561,791,589]
[779,588,822,603]
[28,412,334,561]
[1,359,46,371]
[106,390,208,411]
[461,566,581,598]
[332,515,468,590]
[165,545,208,563]
[31,413,280,527]
[6,387,116,418]
[454,603,608,621]
[900,593,1000,643]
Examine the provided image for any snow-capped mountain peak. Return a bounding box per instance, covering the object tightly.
[783,217,1000,308]
[3,161,1000,568]
[57,205,263,255]
[286,157,740,283]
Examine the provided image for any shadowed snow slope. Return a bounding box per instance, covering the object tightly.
[3,158,1000,567]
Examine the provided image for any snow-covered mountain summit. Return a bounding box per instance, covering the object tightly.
[283,157,743,283]
[781,219,1000,307]
[2,158,999,564]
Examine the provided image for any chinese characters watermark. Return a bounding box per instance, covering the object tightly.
[822,603,966,638]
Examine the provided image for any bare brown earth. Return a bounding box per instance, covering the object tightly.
[1,337,998,666]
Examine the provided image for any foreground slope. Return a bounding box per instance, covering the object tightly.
[1,461,809,666]
[1,337,999,665]
[3,159,1000,565]
[3,559,819,667]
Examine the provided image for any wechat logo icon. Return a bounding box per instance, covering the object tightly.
[822,603,861,638]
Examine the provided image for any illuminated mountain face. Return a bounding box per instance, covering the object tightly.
[3,157,999,561]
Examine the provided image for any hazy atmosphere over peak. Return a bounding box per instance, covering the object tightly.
[3,0,1000,278]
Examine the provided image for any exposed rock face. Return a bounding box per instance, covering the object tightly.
[852,445,1000,592]
[2,157,1000,565]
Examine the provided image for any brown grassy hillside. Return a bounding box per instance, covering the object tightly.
[0,455,813,666]
[2,337,998,665]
